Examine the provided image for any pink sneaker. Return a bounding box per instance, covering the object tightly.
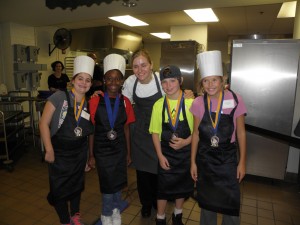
[70,213,84,225]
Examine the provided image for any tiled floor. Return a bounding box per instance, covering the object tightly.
[0,138,300,225]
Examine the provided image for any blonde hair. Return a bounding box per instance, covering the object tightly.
[198,75,228,96]
[131,49,152,67]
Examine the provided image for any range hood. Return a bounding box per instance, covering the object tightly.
[70,25,143,52]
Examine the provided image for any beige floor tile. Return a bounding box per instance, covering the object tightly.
[257,200,273,210]
[257,217,275,225]
[257,208,274,219]
[241,213,257,225]
[0,141,299,225]
[241,205,257,216]
[243,197,257,207]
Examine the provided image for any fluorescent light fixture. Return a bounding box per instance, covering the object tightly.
[277,1,297,18]
[184,8,219,22]
[150,32,171,39]
[109,15,148,26]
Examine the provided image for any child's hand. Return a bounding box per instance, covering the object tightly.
[237,162,246,183]
[91,90,103,98]
[190,163,198,182]
[169,137,186,150]
[159,155,170,170]
[45,150,55,163]
[88,155,96,169]
[127,154,132,166]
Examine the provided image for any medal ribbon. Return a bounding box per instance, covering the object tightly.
[104,92,120,130]
[71,88,85,126]
[207,91,224,135]
[164,90,183,132]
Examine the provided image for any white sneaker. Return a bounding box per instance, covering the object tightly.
[112,208,121,225]
[101,215,113,225]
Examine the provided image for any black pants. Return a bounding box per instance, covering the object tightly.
[54,194,81,223]
[136,170,157,208]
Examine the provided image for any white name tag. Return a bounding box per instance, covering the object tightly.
[223,99,235,109]
[81,110,90,120]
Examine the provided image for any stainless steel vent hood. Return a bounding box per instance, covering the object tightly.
[70,25,143,52]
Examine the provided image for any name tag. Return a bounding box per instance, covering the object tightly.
[223,99,235,109]
[81,110,90,120]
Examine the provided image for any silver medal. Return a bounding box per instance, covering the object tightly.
[171,133,179,140]
[210,135,219,148]
[107,130,117,140]
[74,127,83,137]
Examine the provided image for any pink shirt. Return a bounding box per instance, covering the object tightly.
[190,90,247,142]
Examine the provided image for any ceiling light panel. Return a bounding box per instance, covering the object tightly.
[150,32,171,39]
[277,1,297,18]
[184,8,219,22]
[109,15,149,26]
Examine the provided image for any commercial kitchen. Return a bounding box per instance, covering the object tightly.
[0,0,300,225]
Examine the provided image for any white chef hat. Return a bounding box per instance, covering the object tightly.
[197,50,223,79]
[103,54,126,76]
[73,55,95,78]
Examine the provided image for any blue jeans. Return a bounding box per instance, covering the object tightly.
[102,191,122,216]
[200,208,240,225]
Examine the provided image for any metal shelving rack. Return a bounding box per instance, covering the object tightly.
[0,102,26,171]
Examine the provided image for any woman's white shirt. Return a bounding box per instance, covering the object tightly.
[122,72,165,103]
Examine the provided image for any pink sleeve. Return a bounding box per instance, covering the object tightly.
[190,96,205,121]
[234,93,247,119]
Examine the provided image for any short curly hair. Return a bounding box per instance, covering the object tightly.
[51,61,65,71]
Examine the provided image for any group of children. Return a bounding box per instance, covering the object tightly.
[39,50,247,225]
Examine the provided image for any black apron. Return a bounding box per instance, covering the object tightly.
[131,74,162,174]
[158,98,194,200]
[47,91,94,205]
[196,90,240,216]
[93,95,128,194]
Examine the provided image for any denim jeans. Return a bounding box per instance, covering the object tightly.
[200,208,240,225]
[102,191,122,216]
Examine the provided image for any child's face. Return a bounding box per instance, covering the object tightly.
[161,77,182,99]
[104,70,123,96]
[202,76,223,98]
[72,73,92,95]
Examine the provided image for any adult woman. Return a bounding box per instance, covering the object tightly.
[40,55,95,225]
[48,60,70,92]
[190,50,247,225]
[122,49,193,218]
[122,49,162,217]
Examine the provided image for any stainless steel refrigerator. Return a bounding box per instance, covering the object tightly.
[160,41,201,93]
[230,39,300,180]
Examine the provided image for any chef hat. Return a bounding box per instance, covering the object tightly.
[73,55,95,78]
[160,65,182,81]
[103,54,126,76]
[197,50,223,79]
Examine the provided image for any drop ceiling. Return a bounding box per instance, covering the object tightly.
[0,0,294,42]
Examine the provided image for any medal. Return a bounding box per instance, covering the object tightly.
[171,133,178,140]
[107,130,117,140]
[72,89,85,137]
[210,135,219,147]
[207,91,224,148]
[164,90,183,141]
[104,92,120,141]
[74,127,83,137]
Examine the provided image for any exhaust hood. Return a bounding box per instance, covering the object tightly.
[70,25,143,52]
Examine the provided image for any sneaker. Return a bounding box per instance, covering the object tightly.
[101,215,113,225]
[112,208,121,225]
[70,213,84,225]
[172,213,184,225]
[156,218,166,225]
